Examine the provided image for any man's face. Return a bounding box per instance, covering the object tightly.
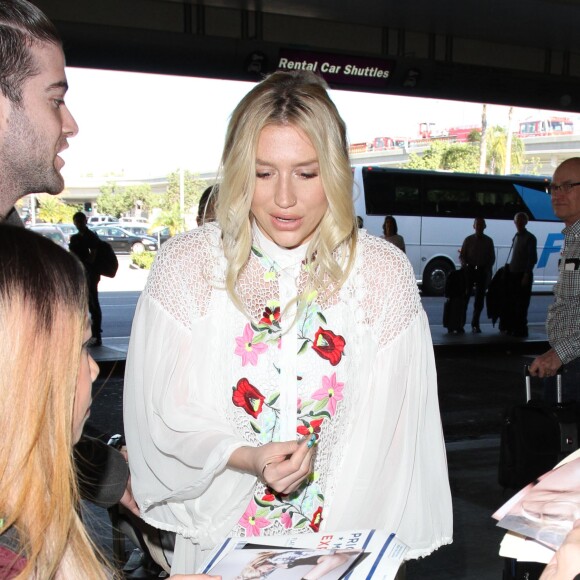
[473,218,486,236]
[551,160,580,227]
[0,41,78,211]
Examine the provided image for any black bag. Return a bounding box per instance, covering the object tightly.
[486,265,508,327]
[94,240,118,278]
[444,268,466,299]
[498,366,580,489]
[442,296,466,333]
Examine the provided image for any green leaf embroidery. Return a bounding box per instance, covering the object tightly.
[267,392,280,406]
[312,398,329,413]
[317,312,327,324]
[297,340,309,355]
[255,497,274,507]
[250,421,261,434]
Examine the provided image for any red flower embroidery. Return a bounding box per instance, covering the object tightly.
[232,378,265,418]
[260,306,281,327]
[297,418,324,436]
[262,492,276,502]
[311,328,345,366]
[309,507,323,532]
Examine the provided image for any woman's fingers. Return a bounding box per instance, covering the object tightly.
[262,436,317,494]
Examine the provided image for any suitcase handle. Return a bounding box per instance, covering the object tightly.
[524,365,563,402]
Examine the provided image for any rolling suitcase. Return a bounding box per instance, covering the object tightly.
[442,269,466,333]
[498,366,580,490]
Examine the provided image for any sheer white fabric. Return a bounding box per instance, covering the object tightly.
[124,223,452,573]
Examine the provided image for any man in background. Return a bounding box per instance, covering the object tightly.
[503,212,537,338]
[530,158,580,401]
[459,216,496,333]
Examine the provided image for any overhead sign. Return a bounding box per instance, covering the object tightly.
[277,49,395,88]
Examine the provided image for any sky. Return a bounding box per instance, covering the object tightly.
[60,67,579,181]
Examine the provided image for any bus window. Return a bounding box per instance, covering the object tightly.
[362,168,421,215]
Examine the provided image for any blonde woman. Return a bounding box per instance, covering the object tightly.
[124,71,452,574]
[0,226,218,580]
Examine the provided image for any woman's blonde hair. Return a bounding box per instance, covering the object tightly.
[0,226,113,579]
[215,70,357,316]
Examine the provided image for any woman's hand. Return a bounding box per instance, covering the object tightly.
[229,435,317,495]
[540,520,580,579]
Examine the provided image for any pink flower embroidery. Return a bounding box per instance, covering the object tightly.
[240,500,270,536]
[235,323,268,366]
[311,373,344,416]
[281,511,293,529]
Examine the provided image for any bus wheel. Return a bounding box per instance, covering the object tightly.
[422,259,454,296]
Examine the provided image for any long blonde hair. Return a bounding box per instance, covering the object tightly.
[216,70,357,316]
[0,226,113,579]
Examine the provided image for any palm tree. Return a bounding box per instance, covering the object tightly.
[485,125,524,174]
[149,203,185,236]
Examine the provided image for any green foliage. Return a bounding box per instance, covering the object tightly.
[404,127,525,174]
[131,251,156,270]
[485,126,524,174]
[406,141,479,173]
[163,169,207,212]
[97,183,156,217]
[150,204,186,235]
[36,194,80,223]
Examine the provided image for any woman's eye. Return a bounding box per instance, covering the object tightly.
[256,172,271,179]
[300,172,317,179]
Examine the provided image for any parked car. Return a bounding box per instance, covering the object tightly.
[90,225,158,254]
[55,223,77,243]
[27,224,69,250]
[87,215,117,225]
[149,226,173,245]
[123,225,172,245]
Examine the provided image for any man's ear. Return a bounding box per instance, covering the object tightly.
[0,93,11,131]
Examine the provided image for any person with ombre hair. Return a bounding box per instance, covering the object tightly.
[0,226,220,580]
[125,71,452,575]
[0,225,112,579]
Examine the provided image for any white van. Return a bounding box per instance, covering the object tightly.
[119,216,149,226]
[87,215,117,225]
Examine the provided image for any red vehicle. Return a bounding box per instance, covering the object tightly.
[517,116,574,138]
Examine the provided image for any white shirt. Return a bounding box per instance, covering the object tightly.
[124,223,453,573]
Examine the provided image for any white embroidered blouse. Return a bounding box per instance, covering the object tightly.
[124,223,453,573]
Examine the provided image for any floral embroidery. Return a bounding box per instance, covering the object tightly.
[309,507,323,532]
[232,246,347,537]
[281,510,293,529]
[260,305,281,328]
[311,328,346,366]
[232,379,265,418]
[240,500,271,536]
[235,323,269,366]
[311,373,345,416]
[297,417,324,436]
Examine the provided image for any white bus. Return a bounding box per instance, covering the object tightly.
[353,166,562,295]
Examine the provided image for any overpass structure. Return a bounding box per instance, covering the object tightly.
[349,134,580,175]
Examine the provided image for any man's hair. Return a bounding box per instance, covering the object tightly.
[216,70,357,316]
[0,0,61,104]
[0,226,114,578]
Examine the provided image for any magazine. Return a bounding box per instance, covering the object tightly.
[493,450,580,561]
[201,530,408,579]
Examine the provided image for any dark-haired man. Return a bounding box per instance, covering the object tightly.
[0,0,136,516]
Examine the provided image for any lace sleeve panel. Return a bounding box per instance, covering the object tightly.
[144,225,222,328]
[356,232,422,347]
